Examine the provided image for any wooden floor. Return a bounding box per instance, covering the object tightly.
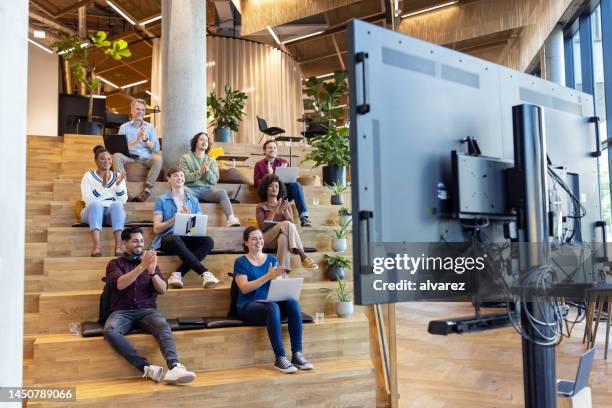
[395,302,612,407]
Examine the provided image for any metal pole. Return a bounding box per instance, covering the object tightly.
[512,104,557,408]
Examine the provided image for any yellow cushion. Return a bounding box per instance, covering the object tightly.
[75,200,85,221]
[208,147,225,166]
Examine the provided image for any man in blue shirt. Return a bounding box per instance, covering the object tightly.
[113,99,163,202]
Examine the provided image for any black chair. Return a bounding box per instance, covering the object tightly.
[300,121,328,139]
[257,116,285,143]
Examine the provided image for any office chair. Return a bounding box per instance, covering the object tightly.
[257,116,285,144]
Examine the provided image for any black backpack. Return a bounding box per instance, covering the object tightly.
[98,280,112,324]
[228,273,239,318]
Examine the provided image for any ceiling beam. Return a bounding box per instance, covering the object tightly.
[96,55,152,75]
[29,10,76,36]
[331,34,346,70]
[55,0,94,19]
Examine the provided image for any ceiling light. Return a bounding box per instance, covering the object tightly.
[97,75,119,89]
[28,39,54,54]
[121,79,148,89]
[315,72,334,79]
[401,1,458,18]
[140,15,161,26]
[267,26,281,46]
[282,31,325,44]
[107,0,136,25]
[33,30,46,39]
[92,95,107,99]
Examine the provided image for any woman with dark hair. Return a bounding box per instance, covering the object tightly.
[256,174,318,271]
[233,226,314,373]
[178,132,240,227]
[80,145,127,257]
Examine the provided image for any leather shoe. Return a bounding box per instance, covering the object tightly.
[133,190,151,202]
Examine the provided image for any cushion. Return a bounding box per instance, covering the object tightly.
[75,200,85,221]
[219,167,250,184]
[208,147,224,160]
[125,162,149,182]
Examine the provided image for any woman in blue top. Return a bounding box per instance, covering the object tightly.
[234,226,314,374]
[152,166,218,289]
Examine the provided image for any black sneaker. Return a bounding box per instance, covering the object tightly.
[274,356,298,374]
[291,352,314,370]
[300,216,312,227]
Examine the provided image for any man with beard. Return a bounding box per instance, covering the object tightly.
[103,226,196,384]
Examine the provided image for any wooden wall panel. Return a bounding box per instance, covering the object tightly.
[207,36,304,144]
[240,0,361,36]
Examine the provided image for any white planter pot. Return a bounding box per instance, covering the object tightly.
[336,301,354,318]
[339,215,351,225]
[332,238,347,252]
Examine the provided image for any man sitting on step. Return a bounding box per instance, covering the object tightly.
[253,140,312,227]
[103,226,196,384]
[113,98,163,202]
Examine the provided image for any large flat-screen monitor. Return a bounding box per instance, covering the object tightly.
[347,20,602,305]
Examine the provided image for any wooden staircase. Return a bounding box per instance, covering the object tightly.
[23,134,378,407]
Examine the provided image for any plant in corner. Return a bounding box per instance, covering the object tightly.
[338,207,351,225]
[327,182,348,205]
[321,279,353,318]
[330,219,351,252]
[207,84,248,143]
[52,31,132,129]
[302,72,350,185]
[324,254,352,281]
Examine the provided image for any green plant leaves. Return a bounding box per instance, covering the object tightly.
[207,85,248,131]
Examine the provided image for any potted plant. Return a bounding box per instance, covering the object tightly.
[322,279,354,318]
[331,219,351,252]
[52,31,132,133]
[324,254,351,281]
[327,182,348,205]
[338,207,351,225]
[302,72,350,185]
[207,84,248,143]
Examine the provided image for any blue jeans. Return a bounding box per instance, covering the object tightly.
[103,308,179,372]
[284,182,308,218]
[238,299,303,357]
[185,186,234,218]
[81,201,126,231]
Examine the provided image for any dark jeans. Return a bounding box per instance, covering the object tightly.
[103,308,179,372]
[160,235,214,276]
[238,299,303,357]
[284,182,308,218]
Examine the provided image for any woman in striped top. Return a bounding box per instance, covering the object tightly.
[80,145,128,257]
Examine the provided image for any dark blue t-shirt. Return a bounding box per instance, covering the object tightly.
[234,254,279,309]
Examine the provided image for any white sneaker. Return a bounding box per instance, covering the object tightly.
[168,272,184,289]
[143,364,164,382]
[163,363,196,385]
[202,271,220,288]
[226,215,241,227]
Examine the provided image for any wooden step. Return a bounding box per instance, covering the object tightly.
[24,336,35,360]
[37,282,346,334]
[28,356,374,407]
[26,275,44,292]
[25,293,40,313]
[43,252,343,291]
[26,200,51,215]
[53,179,352,207]
[49,201,345,227]
[32,316,370,384]
[47,226,346,257]
[25,243,47,275]
[25,313,39,336]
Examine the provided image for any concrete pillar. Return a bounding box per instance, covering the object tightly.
[544,24,566,86]
[161,0,206,167]
[0,0,27,399]
[150,38,163,135]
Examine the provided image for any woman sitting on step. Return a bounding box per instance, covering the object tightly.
[178,132,241,227]
[80,145,127,257]
[151,166,219,289]
[256,174,318,272]
[234,226,314,373]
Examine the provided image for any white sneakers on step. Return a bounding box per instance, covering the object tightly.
[143,364,196,385]
[226,215,241,227]
[168,271,220,289]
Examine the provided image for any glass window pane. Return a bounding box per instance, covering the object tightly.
[573,30,582,91]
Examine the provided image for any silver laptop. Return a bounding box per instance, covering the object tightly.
[275,167,299,184]
[557,348,595,397]
[173,213,208,237]
[259,278,304,302]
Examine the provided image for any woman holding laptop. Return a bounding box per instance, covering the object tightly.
[255,174,319,272]
[151,166,219,289]
[234,226,314,373]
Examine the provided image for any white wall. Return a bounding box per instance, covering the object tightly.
[27,42,59,136]
[0,0,27,401]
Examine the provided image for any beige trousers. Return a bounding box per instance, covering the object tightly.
[262,220,304,270]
